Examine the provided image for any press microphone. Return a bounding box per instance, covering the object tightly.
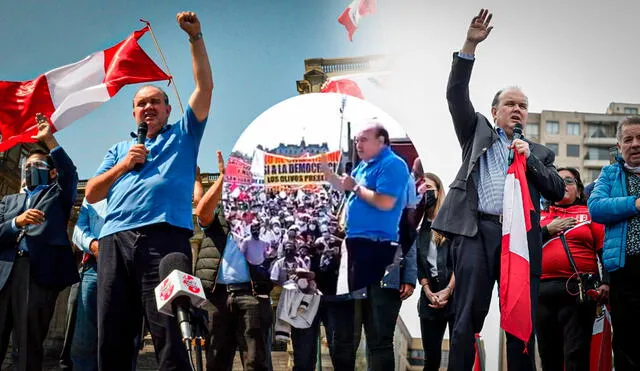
[508,123,524,165]
[133,122,148,172]
[154,252,207,347]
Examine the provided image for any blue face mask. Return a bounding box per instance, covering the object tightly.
[24,166,50,190]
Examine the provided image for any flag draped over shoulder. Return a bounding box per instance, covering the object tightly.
[500,153,534,344]
[0,25,170,151]
[337,0,377,41]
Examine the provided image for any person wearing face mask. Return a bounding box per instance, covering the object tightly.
[416,173,456,371]
[588,116,640,370]
[0,117,79,370]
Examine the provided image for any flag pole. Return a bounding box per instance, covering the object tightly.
[140,19,185,114]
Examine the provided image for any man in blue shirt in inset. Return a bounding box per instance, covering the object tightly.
[321,120,410,371]
[85,11,213,371]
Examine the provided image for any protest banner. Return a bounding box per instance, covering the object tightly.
[224,156,252,185]
[263,150,341,187]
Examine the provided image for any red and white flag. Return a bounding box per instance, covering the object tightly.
[337,0,377,41]
[500,153,534,345]
[320,78,365,100]
[0,25,170,151]
[590,304,613,371]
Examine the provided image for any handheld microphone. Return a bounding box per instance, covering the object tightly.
[508,123,524,165]
[133,122,148,172]
[154,252,207,345]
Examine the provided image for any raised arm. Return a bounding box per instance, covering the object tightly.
[447,9,494,144]
[195,151,225,227]
[177,11,213,122]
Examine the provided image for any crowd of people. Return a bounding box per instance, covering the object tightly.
[2,7,640,371]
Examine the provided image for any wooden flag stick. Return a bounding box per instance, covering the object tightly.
[140,19,185,114]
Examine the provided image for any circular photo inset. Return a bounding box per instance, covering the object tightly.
[222,92,424,297]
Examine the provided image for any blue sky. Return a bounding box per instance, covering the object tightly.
[0,0,386,178]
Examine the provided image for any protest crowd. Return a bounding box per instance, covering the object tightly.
[0,7,637,371]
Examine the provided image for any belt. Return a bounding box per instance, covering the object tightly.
[478,212,503,224]
[17,250,29,258]
[216,283,253,294]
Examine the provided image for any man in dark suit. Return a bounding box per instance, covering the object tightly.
[431,9,565,371]
[0,115,79,370]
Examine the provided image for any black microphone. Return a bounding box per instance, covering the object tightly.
[508,123,524,165]
[133,122,148,172]
[158,252,194,346]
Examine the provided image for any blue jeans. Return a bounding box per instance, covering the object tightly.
[71,263,98,371]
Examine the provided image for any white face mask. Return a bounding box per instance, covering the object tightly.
[309,225,316,231]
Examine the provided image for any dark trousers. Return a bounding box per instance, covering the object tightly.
[449,219,538,371]
[0,256,60,371]
[290,298,341,371]
[97,223,192,371]
[536,279,596,371]
[328,284,402,371]
[610,255,640,371]
[60,273,81,369]
[206,287,272,371]
[419,298,454,371]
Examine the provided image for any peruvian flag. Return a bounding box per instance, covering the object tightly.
[0,25,170,151]
[473,333,485,371]
[321,78,365,100]
[500,153,534,344]
[338,0,377,41]
[590,304,613,371]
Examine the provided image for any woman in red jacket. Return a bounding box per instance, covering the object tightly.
[537,167,609,371]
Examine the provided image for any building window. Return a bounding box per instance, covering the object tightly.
[546,121,560,135]
[525,123,539,137]
[546,143,559,155]
[567,122,581,136]
[588,123,616,138]
[567,144,580,157]
[624,107,638,115]
[589,169,602,182]
[587,147,610,161]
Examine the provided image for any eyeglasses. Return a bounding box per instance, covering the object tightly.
[563,177,577,185]
[22,160,51,171]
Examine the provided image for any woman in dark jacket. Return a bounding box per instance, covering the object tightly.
[416,172,455,371]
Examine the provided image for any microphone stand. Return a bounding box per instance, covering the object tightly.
[190,308,208,371]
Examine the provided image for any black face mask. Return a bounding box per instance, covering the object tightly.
[251,232,260,239]
[24,167,50,190]
[424,189,437,209]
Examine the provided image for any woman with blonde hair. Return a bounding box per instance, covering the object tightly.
[415,172,456,371]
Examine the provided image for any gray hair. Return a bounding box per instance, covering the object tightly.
[491,86,527,108]
[616,116,640,142]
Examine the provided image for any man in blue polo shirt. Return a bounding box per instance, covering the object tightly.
[85,11,213,371]
[321,121,410,370]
